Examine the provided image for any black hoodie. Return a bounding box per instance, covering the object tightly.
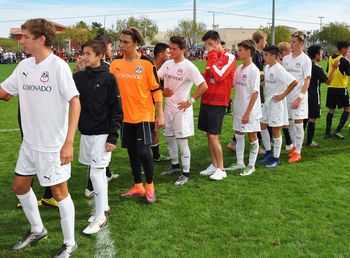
[73,64,123,145]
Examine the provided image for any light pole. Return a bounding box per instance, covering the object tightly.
[208,11,218,30]
[318,16,324,30]
[271,0,276,45]
[193,0,196,24]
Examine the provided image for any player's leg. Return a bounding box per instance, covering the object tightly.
[266,127,282,168]
[240,132,258,176]
[325,89,336,138]
[260,122,273,163]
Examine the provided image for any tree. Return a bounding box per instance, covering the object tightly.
[168,19,207,47]
[317,22,350,46]
[114,16,158,44]
[62,21,96,50]
[91,22,108,36]
[0,38,20,51]
[261,26,291,45]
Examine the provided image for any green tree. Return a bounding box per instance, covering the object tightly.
[0,38,20,51]
[317,22,350,46]
[62,21,96,49]
[114,16,158,44]
[168,19,207,47]
[91,22,107,36]
[261,26,291,45]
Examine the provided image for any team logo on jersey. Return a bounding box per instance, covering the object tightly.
[295,62,301,68]
[242,74,248,81]
[136,66,143,74]
[40,71,49,83]
[176,68,184,76]
[269,73,274,79]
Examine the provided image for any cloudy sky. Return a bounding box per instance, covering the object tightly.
[0,0,349,37]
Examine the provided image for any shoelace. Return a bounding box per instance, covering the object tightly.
[56,244,68,255]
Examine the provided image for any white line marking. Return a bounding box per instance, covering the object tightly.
[87,197,116,258]
[0,128,20,133]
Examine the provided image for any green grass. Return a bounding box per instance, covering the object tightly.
[0,61,350,258]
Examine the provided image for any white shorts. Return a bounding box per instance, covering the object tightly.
[287,98,308,120]
[234,117,261,133]
[79,134,111,168]
[15,143,71,187]
[163,108,194,138]
[260,101,289,127]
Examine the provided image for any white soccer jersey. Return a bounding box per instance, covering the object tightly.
[1,53,79,152]
[158,59,205,112]
[233,63,261,120]
[282,52,312,102]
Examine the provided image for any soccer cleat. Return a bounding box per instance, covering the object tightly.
[199,164,217,176]
[41,197,58,208]
[305,141,319,147]
[285,144,294,151]
[224,164,245,171]
[288,153,302,163]
[145,183,156,204]
[54,242,78,258]
[266,158,280,168]
[259,151,273,163]
[107,173,120,182]
[13,227,48,250]
[209,168,227,181]
[288,147,296,157]
[84,188,94,199]
[83,218,108,235]
[120,183,145,199]
[324,133,332,139]
[153,154,171,162]
[240,166,256,176]
[174,175,189,186]
[334,132,345,139]
[226,140,236,152]
[258,145,266,154]
[88,209,111,223]
[161,165,181,176]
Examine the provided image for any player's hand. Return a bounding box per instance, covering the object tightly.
[163,88,174,97]
[75,56,86,72]
[291,97,302,109]
[60,142,74,165]
[178,101,191,111]
[273,94,284,102]
[242,113,250,124]
[156,114,164,129]
[332,60,340,69]
[105,143,116,152]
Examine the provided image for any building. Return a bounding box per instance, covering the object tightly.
[10,21,66,41]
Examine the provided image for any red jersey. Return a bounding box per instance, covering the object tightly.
[201,49,236,107]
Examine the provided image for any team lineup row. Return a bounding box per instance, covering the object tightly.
[1,18,350,258]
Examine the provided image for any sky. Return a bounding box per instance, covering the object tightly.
[0,0,350,38]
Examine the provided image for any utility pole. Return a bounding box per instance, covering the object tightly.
[193,0,196,24]
[208,11,216,30]
[271,0,276,45]
[318,16,324,30]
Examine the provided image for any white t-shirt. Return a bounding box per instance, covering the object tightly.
[233,63,261,119]
[1,53,79,152]
[158,59,205,112]
[282,52,312,102]
[264,62,296,104]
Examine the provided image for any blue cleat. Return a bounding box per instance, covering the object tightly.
[259,151,273,163]
[266,158,280,168]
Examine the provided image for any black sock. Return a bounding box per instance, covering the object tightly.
[232,135,236,142]
[182,172,189,177]
[306,121,316,144]
[172,163,180,169]
[326,113,334,135]
[303,119,308,130]
[283,128,292,145]
[151,144,160,159]
[106,166,112,178]
[43,187,53,199]
[87,166,94,191]
[335,111,349,132]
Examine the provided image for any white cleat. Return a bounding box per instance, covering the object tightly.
[84,188,94,199]
[225,164,246,171]
[209,168,227,181]
[83,218,108,235]
[240,166,256,176]
[199,164,216,176]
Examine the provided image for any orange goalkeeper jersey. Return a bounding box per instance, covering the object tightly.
[110,55,162,123]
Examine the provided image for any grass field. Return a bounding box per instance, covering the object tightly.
[0,60,350,258]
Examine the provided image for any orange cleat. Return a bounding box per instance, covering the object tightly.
[145,182,156,204]
[288,147,296,157]
[120,183,145,199]
[288,153,302,163]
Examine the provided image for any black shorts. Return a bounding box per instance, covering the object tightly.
[198,104,226,135]
[121,122,154,148]
[326,88,350,109]
[308,92,321,119]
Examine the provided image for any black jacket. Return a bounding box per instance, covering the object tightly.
[74,65,123,145]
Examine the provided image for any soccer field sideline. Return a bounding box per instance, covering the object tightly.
[1,61,350,257]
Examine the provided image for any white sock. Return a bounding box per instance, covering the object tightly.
[90,167,108,220]
[58,194,75,246]
[103,170,109,211]
[166,136,179,165]
[248,140,259,167]
[235,134,245,166]
[260,128,271,151]
[288,121,296,146]
[273,136,283,158]
[294,123,304,154]
[176,138,191,173]
[17,188,44,233]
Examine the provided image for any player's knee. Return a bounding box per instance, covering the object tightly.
[12,182,29,195]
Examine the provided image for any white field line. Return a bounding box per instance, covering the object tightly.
[87,197,116,258]
[0,128,20,133]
